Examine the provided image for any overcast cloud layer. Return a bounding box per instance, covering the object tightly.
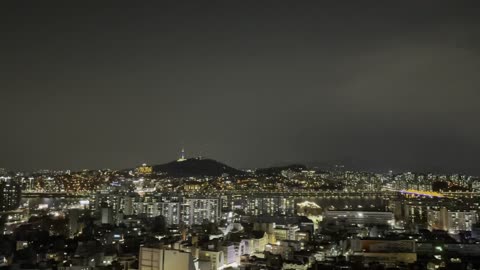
[1,1,479,173]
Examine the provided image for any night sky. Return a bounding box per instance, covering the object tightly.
[1,1,480,173]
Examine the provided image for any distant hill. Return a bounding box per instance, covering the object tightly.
[255,164,307,176]
[152,158,244,177]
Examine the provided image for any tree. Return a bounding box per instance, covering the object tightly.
[151,215,167,235]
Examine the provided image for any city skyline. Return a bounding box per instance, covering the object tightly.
[2,2,480,269]
[1,149,480,176]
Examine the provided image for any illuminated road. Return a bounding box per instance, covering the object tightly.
[21,192,89,198]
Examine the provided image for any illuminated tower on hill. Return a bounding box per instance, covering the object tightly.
[177,147,186,162]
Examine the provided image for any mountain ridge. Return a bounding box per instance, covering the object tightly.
[152,158,244,177]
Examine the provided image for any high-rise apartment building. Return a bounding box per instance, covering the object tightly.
[184,198,220,225]
[0,178,21,212]
[427,207,477,233]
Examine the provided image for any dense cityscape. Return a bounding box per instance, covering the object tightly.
[3,2,480,270]
[1,151,480,270]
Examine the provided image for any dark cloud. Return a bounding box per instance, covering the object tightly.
[1,1,479,173]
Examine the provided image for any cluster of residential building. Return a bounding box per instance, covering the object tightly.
[2,164,480,269]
